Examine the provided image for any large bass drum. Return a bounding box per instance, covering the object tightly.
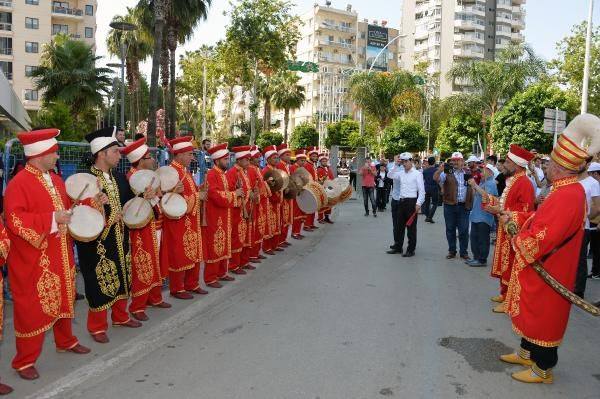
[68,205,104,242]
[160,192,187,220]
[323,179,343,207]
[297,181,328,214]
[122,197,153,229]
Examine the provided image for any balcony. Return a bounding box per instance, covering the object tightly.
[454,33,484,44]
[454,47,484,59]
[512,6,525,16]
[0,1,12,9]
[0,23,11,32]
[52,7,84,21]
[511,31,524,42]
[512,17,525,29]
[0,47,11,56]
[319,40,354,50]
[496,0,512,11]
[455,5,485,17]
[454,19,484,30]
[318,22,354,34]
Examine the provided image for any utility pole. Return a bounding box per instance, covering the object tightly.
[582,0,594,114]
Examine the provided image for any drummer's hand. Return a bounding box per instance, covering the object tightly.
[198,191,208,201]
[498,211,511,225]
[55,210,72,225]
[174,181,184,194]
[143,186,157,200]
[94,192,109,205]
[250,191,259,201]
[114,212,123,224]
[236,188,244,198]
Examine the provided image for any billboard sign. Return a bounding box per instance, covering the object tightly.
[366,25,389,71]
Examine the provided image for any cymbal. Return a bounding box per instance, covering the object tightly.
[291,167,311,188]
[264,169,284,192]
[283,178,301,199]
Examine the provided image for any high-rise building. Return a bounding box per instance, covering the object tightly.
[0,0,97,111]
[400,0,526,98]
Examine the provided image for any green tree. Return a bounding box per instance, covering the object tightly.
[31,101,79,141]
[325,118,359,148]
[551,21,600,115]
[289,122,318,150]
[256,131,284,148]
[31,34,111,129]
[348,71,422,153]
[107,6,153,133]
[380,118,427,157]
[225,0,301,144]
[271,71,305,143]
[447,44,546,150]
[227,133,250,147]
[435,112,482,157]
[491,83,578,154]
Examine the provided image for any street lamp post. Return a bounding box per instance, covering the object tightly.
[109,21,137,134]
[582,0,594,114]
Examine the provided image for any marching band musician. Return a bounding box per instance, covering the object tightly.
[163,136,207,300]
[290,149,308,240]
[78,126,138,344]
[262,145,282,255]
[276,144,294,248]
[317,152,335,224]
[304,146,320,231]
[226,146,254,275]
[247,145,269,264]
[121,138,171,322]
[4,128,90,379]
[203,143,242,288]
[0,219,12,393]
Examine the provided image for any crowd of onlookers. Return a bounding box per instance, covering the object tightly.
[340,151,600,297]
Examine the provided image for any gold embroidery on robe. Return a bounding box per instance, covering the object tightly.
[239,218,248,244]
[183,216,198,261]
[10,213,45,249]
[214,217,226,257]
[133,235,154,285]
[95,242,120,297]
[36,252,62,317]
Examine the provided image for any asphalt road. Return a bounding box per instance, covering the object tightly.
[3,199,599,399]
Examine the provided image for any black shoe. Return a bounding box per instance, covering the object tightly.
[373,212,377,218]
[402,252,415,257]
[364,212,369,216]
[390,244,400,250]
[446,253,456,259]
[387,249,403,254]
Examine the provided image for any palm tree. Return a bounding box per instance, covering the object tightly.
[32,34,111,129]
[164,0,212,138]
[348,70,421,153]
[447,43,546,149]
[271,71,305,143]
[107,7,153,134]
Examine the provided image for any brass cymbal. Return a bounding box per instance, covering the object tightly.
[291,167,311,188]
[264,169,284,192]
[283,178,301,199]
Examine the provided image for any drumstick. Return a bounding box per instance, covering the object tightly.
[163,176,184,206]
[134,177,156,217]
[69,183,90,210]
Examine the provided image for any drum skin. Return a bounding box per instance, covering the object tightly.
[122,197,153,229]
[68,205,105,242]
[130,170,160,195]
[160,192,187,220]
[297,181,327,214]
[65,173,100,200]
[157,166,179,192]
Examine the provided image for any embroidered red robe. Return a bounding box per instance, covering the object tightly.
[226,164,251,268]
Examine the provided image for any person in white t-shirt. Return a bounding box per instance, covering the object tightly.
[585,162,600,280]
[575,160,600,297]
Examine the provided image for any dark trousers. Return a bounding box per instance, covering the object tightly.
[575,230,591,298]
[376,187,387,211]
[470,222,491,263]
[423,190,439,219]
[521,338,558,370]
[590,227,600,276]
[443,203,470,256]
[391,198,418,253]
[350,172,357,190]
[362,187,376,214]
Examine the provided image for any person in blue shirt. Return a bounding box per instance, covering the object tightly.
[466,164,498,267]
[422,156,439,223]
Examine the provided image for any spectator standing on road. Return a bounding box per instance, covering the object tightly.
[360,158,377,217]
[422,156,439,223]
[386,153,425,257]
[349,157,357,190]
[433,152,474,260]
[587,162,600,279]
[115,127,126,147]
[466,155,482,184]
[375,163,389,212]
[467,164,498,267]
[496,159,507,196]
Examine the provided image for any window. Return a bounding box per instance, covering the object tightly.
[360,31,366,39]
[24,89,39,101]
[25,41,38,53]
[85,27,93,38]
[25,0,39,4]
[25,65,37,77]
[0,60,12,80]
[25,17,39,29]
[53,1,69,8]
[0,37,11,55]
[85,5,94,16]
[53,24,68,34]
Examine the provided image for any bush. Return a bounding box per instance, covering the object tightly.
[256,131,284,148]
[435,113,482,157]
[31,101,83,142]
[325,118,359,148]
[227,134,250,148]
[289,122,318,150]
[381,118,427,157]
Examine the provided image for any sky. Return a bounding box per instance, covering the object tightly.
[96,0,598,77]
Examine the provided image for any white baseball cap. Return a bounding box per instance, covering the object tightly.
[451,152,463,160]
[466,155,479,163]
[400,152,413,161]
[588,162,600,172]
[484,164,496,173]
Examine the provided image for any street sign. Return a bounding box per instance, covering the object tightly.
[287,60,319,73]
[544,108,567,121]
[543,119,566,134]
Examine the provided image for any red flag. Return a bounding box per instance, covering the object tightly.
[406,211,418,227]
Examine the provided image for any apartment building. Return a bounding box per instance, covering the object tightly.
[0,0,97,111]
[400,0,526,98]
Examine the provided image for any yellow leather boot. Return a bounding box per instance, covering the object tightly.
[511,364,554,384]
[500,348,533,367]
[492,302,505,313]
[490,294,503,303]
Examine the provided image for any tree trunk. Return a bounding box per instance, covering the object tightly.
[168,25,178,139]
[133,59,142,129]
[126,58,135,138]
[284,108,290,144]
[249,61,258,145]
[263,95,272,132]
[146,0,167,147]
[160,31,170,138]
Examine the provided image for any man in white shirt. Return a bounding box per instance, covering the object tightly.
[386,152,425,257]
